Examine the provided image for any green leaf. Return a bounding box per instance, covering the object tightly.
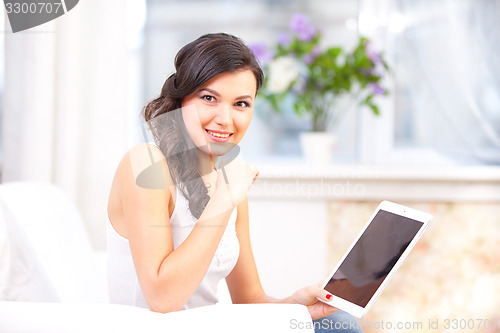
[294,102,301,116]
[364,94,373,103]
[325,47,342,58]
[368,103,380,116]
[269,94,281,113]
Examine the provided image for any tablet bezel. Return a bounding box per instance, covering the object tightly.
[318,200,433,318]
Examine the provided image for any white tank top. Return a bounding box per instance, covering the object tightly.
[106,186,240,310]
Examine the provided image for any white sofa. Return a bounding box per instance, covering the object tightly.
[0,181,314,333]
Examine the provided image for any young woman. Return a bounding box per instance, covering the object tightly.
[107,32,363,333]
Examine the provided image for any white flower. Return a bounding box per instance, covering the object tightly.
[266,56,300,94]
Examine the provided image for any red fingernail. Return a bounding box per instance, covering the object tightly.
[326,294,332,300]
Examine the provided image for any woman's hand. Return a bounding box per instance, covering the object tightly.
[214,157,259,207]
[290,283,339,320]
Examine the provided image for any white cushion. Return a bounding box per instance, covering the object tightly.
[0,199,60,301]
[0,301,315,333]
[0,181,106,302]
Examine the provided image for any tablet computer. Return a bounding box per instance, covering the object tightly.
[318,201,433,318]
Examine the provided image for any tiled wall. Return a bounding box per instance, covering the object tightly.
[327,201,500,333]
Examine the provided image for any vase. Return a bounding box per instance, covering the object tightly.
[299,131,337,165]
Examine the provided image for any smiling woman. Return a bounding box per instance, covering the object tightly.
[141,33,263,219]
[181,71,256,160]
[106,32,363,333]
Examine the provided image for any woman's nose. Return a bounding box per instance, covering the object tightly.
[214,103,233,126]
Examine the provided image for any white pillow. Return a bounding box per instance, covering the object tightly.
[0,181,105,303]
[0,302,315,333]
[0,199,60,301]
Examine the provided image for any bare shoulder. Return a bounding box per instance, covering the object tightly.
[108,143,174,237]
[115,143,172,192]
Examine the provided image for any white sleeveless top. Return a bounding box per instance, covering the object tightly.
[106,187,240,310]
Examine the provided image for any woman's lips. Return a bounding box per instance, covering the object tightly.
[205,129,233,142]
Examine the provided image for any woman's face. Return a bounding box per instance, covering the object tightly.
[181,69,257,158]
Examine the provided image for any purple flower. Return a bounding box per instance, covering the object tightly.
[248,42,274,64]
[303,54,314,65]
[278,33,291,47]
[303,46,321,64]
[364,40,380,63]
[289,13,316,42]
[367,50,380,62]
[290,13,308,32]
[312,45,321,57]
[370,83,385,95]
[298,25,316,42]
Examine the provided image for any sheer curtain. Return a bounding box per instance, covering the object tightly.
[2,0,131,250]
[362,0,500,164]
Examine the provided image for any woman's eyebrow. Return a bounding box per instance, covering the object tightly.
[199,88,253,101]
[199,88,220,97]
[235,94,253,100]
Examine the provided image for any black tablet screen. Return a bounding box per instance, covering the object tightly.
[324,210,423,307]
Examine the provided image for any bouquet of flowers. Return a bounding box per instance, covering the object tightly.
[250,14,390,132]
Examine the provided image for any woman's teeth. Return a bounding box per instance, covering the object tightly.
[207,130,230,138]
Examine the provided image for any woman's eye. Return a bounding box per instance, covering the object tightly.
[202,95,216,103]
[235,101,250,108]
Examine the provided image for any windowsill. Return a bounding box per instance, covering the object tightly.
[252,160,500,181]
[247,157,500,202]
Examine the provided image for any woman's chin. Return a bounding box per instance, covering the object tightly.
[208,141,238,156]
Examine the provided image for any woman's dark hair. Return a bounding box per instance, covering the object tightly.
[142,33,264,219]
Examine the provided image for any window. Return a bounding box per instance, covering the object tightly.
[358,0,500,165]
[141,0,500,166]
[0,10,6,174]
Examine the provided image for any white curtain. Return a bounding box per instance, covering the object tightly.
[361,0,500,164]
[2,0,131,250]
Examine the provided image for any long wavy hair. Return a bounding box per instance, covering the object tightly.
[142,33,264,219]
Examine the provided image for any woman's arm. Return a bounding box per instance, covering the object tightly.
[224,197,267,304]
[225,197,338,320]
[116,144,246,313]
[225,197,295,304]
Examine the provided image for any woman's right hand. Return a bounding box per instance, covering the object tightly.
[214,158,259,207]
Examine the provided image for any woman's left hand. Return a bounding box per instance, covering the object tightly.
[289,283,339,320]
